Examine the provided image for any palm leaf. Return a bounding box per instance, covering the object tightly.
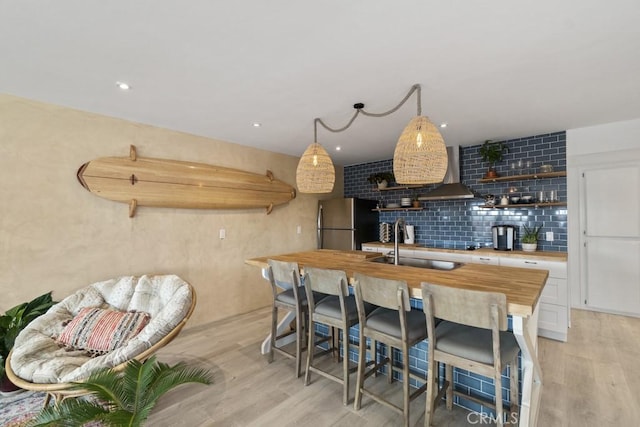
[70,368,128,410]
[33,356,211,426]
[29,398,110,427]
[146,361,212,407]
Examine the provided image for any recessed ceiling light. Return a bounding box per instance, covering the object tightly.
[116,81,131,90]
[335,146,341,151]
[440,122,448,128]
[252,122,261,127]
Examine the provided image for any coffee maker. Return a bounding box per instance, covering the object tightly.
[492,225,515,251]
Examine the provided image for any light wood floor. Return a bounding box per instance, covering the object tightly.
[148,307,640,426]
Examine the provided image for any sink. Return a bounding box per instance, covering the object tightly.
[369,256,462,270]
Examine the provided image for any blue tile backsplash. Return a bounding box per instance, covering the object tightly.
[345,131,567,251]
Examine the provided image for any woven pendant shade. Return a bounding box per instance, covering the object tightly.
[296,142,335,193]
[393,116,448,184]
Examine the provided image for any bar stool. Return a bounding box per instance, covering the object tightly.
[421,282,520,427]
[353,272,428,427]
[266,259,310,378]
[303,266,375,405]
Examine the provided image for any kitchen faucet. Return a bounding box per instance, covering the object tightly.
[393,217,406,265]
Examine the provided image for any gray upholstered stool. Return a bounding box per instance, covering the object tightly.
[266,259,311,378]
[353,272,428,427]
[421,282,520,427]
[303,267,376,405]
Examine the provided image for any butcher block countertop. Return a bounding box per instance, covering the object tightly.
[245,249,548,318]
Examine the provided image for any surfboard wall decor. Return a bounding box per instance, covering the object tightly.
[77,146,297,217]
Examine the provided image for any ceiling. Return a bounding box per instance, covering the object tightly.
[2,1,639,166]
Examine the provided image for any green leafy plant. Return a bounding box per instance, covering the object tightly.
[522,225,542,244]
[366,171,394,185]
[30,355,212,427]
[479,140,508,171]
[0,291,55,380]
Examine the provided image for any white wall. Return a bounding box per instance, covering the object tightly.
[567,118,640,156]
[566,118,640,308]
[0,94,344,327]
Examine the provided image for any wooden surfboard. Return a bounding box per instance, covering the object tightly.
[77,146,296,217]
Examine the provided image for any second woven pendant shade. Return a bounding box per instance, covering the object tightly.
[393,116,448,184]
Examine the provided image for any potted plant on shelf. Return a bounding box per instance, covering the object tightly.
[367,172,395,189]
[479,140,508,178]
[521,225,542,252]
[412,191,421,208]
[0,291,55,392]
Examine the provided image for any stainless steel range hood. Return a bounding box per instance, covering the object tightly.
[417,146,478,201]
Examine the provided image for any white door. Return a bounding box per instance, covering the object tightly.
[581,165,640,316]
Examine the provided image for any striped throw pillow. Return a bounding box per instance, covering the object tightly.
[58,307,150,356]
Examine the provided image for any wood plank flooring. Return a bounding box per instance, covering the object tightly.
[148,307,640,426]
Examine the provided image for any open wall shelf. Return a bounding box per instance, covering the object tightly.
[478,171,566,183]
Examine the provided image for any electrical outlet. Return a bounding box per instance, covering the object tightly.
[296,225,302,234]
[219,228,226,240]
[546,231,554,241]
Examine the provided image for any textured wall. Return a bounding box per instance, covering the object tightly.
[345,132,567,251]
[0,95,343,325]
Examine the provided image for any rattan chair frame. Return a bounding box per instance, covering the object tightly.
[5,283,197,407]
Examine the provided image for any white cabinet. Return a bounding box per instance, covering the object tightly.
[412,250,473,263]
[361,244,413,257]
[472,255,500,266]
[499,257,568,341]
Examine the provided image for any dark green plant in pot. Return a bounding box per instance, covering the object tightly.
[522,225,542,244]
[367,171,394,184]
[0,291,55,383]
[479,140,508,178]
[30,355,212,427]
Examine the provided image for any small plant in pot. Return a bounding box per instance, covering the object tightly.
[479,140,508,178]
[411,191,421,208]
[521,225,542,252]
[367,172,394,189]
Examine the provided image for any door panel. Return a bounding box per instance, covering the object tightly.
[586,239,640,314]
[582,164,640,316]
[321,229,355,250]
[319,198,354,229]
[584,166,639,237]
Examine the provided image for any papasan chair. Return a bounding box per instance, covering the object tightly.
[5,274,195,406]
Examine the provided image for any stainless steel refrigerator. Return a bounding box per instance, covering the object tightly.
[317,198,379,250]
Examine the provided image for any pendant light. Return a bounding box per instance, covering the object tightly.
[296,141,335,193]
[295,84,447,192]
[392,85,447,184]
[393,116,448,184]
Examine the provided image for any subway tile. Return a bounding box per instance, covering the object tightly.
[345,131,567,251]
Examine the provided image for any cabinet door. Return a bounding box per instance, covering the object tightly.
[498,257,567,279]
[361,244,396,256]
[411,250,473,263]
[472,255,500,265]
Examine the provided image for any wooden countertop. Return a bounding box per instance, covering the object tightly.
[363,242,568,262]
[245,249,548,318]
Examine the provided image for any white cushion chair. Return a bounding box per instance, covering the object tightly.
[6,274,195,405]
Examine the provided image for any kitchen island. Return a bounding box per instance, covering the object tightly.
[245,249,548,427]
